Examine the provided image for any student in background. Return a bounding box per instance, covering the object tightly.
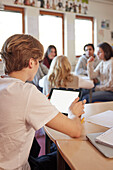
[75,43,100,84]
[29,62,48,92]
[0,34,86,170]
[82,42,113,103]
[40,55,79,95]
[43,45,57,69]
[39,55,94,95]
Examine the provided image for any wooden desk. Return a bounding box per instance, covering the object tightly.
[44,102,113,169]
[45,102,113,145]
[57,140,113,170]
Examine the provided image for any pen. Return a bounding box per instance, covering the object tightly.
[81,117,85,124]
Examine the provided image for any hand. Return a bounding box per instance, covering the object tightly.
[88,56,94,63]
[93,78,99,84]
[68,97,86,118]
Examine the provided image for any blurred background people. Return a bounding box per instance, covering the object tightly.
[32,62,48,91]
[39,55,79,95]
[43,45,57,69]
[75,43,100,85]
[39,55,94,95]
[82,42,113,103]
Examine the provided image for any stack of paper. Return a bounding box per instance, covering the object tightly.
[95,127,113,148]
[86,110,113,128]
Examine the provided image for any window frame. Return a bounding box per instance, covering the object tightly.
[75,15,94,58]
[40,10,64,54]
[4,5,25,33]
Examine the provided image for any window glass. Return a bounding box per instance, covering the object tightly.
[75,18,93,56]
[39,14,63,55]
[0,11,22,51]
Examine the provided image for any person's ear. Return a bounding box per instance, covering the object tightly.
[29,58,34,68]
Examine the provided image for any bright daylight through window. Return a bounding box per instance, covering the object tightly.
[0,11,22,52]
[75,18,93,56]
[39,14,63,55]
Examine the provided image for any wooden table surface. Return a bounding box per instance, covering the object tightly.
[44,101,113,143]
[57,140,113,170]
[44,102,113,169]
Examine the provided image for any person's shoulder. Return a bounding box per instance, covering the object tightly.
[80,54,86,58]
[111,57,113,62]
[80,54,87,60]
[0,77,38,95]
[94,54,99,60]
[77,54,86,63]
[40,62,48,69]
[39,75,49,88]
[108,57,113,65]
[73,74,79,80]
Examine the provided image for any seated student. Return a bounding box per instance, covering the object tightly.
[39,55,94,96]
[43,45,57,69]
[28,62,48,92]
[0,34,86,170]
[74,43,100,84]
[82,42,113,103]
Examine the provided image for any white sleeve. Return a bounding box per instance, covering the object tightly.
[78,77,94,89]
[39,76,45,88]
[87,61,101,79]
[25,86,59,130]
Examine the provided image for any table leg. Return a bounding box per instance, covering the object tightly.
[57,149,65,170]
[89,89,92,103]
[45,133,51,154]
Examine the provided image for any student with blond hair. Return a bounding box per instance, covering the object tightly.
[39,55,94,95]
[0,34,86,170]
[39,55,79,95]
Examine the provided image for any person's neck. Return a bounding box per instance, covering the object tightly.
[9,70,28,82]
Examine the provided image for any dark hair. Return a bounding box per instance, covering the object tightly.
[98,42,113,61]
[0,34,44,74]
[44,45,57,59]
[84,43,94,51]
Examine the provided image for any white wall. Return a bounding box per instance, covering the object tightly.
[2,0,113,70]
[88,1,113,46]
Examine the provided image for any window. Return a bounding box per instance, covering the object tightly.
[75,15,94,57]
[0,6,24,51]
[39,11,64,55]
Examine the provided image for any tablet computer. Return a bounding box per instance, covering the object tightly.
[48,88,81,115]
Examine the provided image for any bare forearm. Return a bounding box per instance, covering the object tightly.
[46,112,82,138]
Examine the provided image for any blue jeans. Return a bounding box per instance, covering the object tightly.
[82,90,113,103]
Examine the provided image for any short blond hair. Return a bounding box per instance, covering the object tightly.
[48,55,74,87]
[1,34,44,74]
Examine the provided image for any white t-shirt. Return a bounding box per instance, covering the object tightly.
[0,77,59,170]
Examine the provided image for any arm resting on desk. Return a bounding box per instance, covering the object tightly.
[46,112,82,138]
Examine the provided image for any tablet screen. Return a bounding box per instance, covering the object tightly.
[49,89,79,114]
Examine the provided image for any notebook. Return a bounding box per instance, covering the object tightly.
[86,132,113,158]
[48,88,81,115]
[95,127,113,148]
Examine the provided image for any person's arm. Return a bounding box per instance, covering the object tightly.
[78,77,94,89]
[40,63,48,75]
[95,60,113,91]
[87,57,101,80]
[46,98,86,138]
[75,57,88,75]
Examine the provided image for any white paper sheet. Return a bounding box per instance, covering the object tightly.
[96,127,113,147]
[86,110,113,128]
